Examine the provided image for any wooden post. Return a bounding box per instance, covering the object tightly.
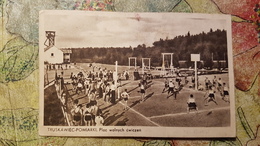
[142,58,144,74]
[191,54,200,91]
[135,58,136,69]
[194,60,198,91]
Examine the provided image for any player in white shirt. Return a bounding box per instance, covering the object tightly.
[187,94,198,113]
[121,89,129,110]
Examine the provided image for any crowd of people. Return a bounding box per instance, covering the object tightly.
[68,65,133,126]
[203,75,230,105]
[70,99,103,126]
[50,63,230,125]
[160,73,230,113]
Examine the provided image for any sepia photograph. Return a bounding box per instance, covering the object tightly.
[39,11,235,137]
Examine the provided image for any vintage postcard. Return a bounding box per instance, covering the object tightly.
[39,10,235,137]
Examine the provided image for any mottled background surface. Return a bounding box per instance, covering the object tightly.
[0,0,259,145]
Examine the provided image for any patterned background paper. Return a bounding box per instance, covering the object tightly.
[0,0,259,145]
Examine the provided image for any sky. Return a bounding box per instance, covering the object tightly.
[40,11,231,48]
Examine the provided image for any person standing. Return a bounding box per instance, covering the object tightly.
[76,81,83,94]
[71,75,78,91]
[110,81,116,104]
[84,79,90,95]
[91,102,100,126]
[88,90,96,104]
[104,83,110,104]
[121,89,129,110]
[140,82,145,102]
[83,104,92,126]
[205,77,209,90]
[99,70,103,80]
[125,70,129,80]
[60,92,67,110]
[172,83,179,100]
[168,80,174,96]
[191,74,195,89]
[95,112,104,126]
[176,75,181,86]
[212,76,217,88]
[71,100,83,126]
[143,72,148,87]
[97,80,103,99]
[222,83,230,103]
[184,76,189,85]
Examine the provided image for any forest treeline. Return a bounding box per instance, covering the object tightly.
[69,29,228,69]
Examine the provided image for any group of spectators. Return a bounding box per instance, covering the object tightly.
[45,63,70,70]
[68,66,132,126]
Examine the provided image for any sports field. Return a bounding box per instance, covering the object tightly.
[44,63,231,127]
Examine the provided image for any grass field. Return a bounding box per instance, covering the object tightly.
[44,63,231,127]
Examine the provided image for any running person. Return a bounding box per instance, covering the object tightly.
[204,86,218,105]
[162,78,169,93]
[217,78,223,94]
[167,80,177,99]
[143,72,148,87]
[212,76,217,88]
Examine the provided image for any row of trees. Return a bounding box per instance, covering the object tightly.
[69,29,228,69]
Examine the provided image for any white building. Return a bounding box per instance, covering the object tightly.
[44,46,64,64]
[43,31,72,64]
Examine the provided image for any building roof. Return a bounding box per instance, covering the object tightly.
[44,46,72,54]
[60,48,72,54]
[44,45,58,52]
